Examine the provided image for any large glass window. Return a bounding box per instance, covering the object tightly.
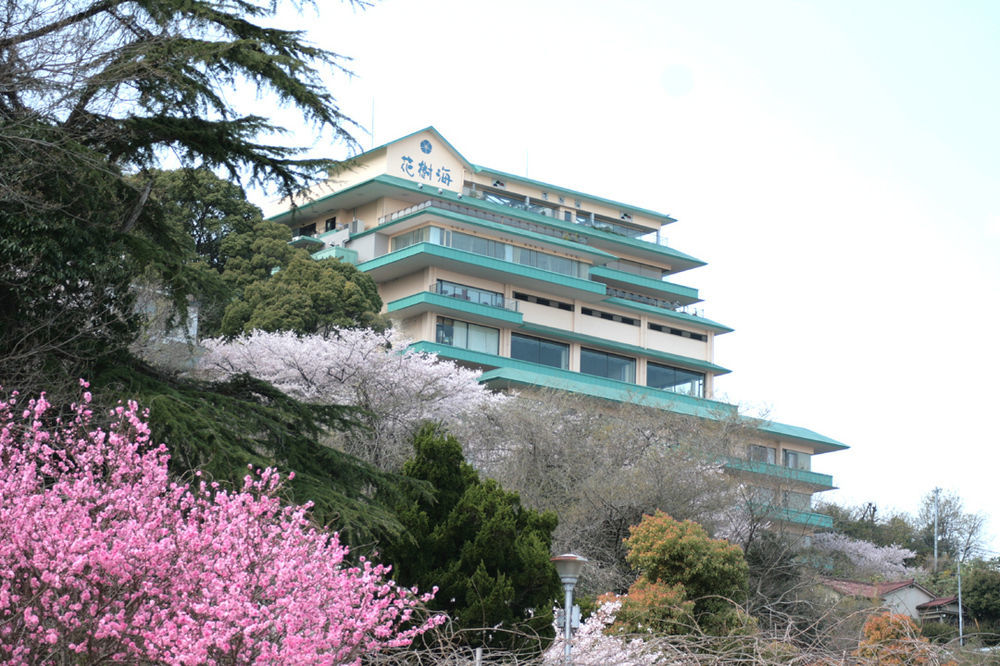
[783,450,810,471]
[435,317,499,355]
[511,333,569,369]
[580,347,635,383]
[782,491,812,512]
[749,445,776,465]
[391,226,441,250]
[646,362,705,397]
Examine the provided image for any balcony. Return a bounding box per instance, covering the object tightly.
[431,280,519,313]
[375,184,705,271]
[589,266,700,306]
[726,458,835,491]
[380,199,592,246]
[761,506,834,529]
[408,341,736,419]
[386,291,524,328]
[357,243,607,301]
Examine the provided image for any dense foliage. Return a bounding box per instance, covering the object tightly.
[0,384,442,663]
[617,511,752,636]
[383,425,561,653]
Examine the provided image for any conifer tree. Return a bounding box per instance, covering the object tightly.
[384,424,561,654]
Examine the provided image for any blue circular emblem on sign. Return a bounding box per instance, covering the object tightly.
[419,139,432,154]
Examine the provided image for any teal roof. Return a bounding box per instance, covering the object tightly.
[472,164,677,224]
[601,297,733,334]
[357,124,677,222]
[408,341,737,419]
[759,422,849,453]
[589,266,701,304]
[357,242,608,297]
[269,174,705,269]
[354,202,618,262]
[404,342,847,460]
[386,292,524,327]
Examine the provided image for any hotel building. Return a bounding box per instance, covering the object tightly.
[267,127,846,532]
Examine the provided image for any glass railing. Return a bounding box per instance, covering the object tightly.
[380,200,591,245]
[382,196,673,249]
[390,224,590,280]
[431,280,519,313]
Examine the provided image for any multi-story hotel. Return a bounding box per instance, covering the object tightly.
[267,127,846,532]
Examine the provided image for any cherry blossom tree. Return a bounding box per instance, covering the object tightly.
[542,600,663,665]
[200,329,506,470]
[0,382,443,664]
[810,532,919,580]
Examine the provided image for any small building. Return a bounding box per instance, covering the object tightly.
[820,577,962,624]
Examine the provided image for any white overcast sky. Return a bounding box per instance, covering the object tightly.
[257,0,1000,554]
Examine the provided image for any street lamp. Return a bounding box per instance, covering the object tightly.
[551,553,587,665]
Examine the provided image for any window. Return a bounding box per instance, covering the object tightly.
[648,322,708,342]
[581,307,639,326]
[580,347,635,383]
[782,491,812,512]
[511,333,569,369]
[324,216,337,232]
[646,362,705,397]
[513,292,574,312]
[391,226,588,279]
[435,317,499,355]
[437,280,505,309]
[749,445,776,465]
[783,450,810,471]
[391,226,441,250]
[296,223,316,237]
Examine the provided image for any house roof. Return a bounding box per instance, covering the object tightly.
[917,596,959,610]
[820,577,918,598]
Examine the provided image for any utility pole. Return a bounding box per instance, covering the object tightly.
[933,487,940,573]
[957,557,964,646]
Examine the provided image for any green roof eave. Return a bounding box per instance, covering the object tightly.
[471,164,677,225]
[518,322,731,376]
[386,292,524,326]
[270,173,705,269]
[725,458,836,491]
[407,341,737,418]
[759,506,835,529]
[601,297,733,333]
[356,243,608,297]
[758,422,849,454]
[355,203,617,262]
[589,266,700,303]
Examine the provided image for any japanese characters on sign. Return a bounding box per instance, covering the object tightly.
[399,139,454,187]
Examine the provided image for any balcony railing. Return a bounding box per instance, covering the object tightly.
[379,197,673,249]
[380,200,592,246]
[430,281,519,313]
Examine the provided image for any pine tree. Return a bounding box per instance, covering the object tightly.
[385,424,561,654]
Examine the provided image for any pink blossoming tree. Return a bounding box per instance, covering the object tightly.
[0,383,442,664]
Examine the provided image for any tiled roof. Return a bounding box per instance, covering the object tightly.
[820,577,915,598]
[917,596,959,610]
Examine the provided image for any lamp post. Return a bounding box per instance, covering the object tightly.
[551,553,587,666]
